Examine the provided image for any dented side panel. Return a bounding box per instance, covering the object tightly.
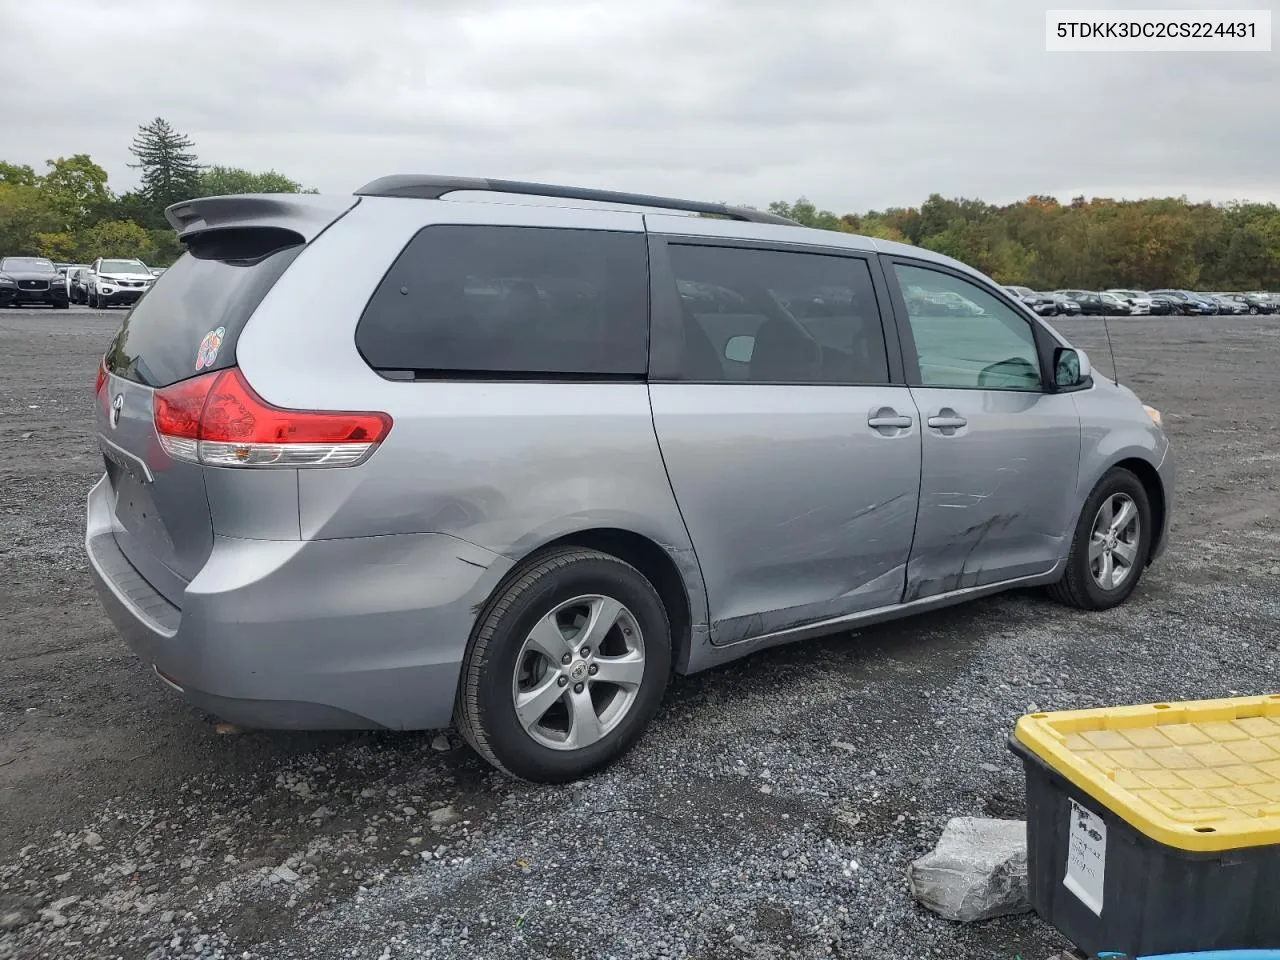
[904,386,1081,601]
[649,383,922,646]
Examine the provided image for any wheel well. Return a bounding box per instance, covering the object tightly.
[534,529,694,674]
[1116,457,1166,563]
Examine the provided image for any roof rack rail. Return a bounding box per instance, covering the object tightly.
[353,174,800,226]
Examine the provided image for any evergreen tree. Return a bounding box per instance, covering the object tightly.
[128,117,203,211]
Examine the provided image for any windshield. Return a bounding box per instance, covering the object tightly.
[100,259,150,274]
[2,257,55,272]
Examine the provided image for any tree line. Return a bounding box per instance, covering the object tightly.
[3,116,1278,288]
[0,117,314,267]
[767,193,1280,291]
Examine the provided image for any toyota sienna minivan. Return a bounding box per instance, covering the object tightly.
[87,175,1174,782]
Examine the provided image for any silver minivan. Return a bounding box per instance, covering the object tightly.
[86,176,1174,782]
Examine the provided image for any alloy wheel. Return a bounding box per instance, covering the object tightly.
[1089,493,1141,590]
[511,594,646,751]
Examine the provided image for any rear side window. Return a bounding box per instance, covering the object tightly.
[104,242,303,388]
[664,244,890,384]
[355,225,649,377]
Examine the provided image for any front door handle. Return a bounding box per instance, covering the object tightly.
[927,407,968,433]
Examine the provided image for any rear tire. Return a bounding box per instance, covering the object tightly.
[1048,467,1152,611]
[454,547,671,783]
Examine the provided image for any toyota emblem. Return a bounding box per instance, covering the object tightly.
[110,393,124,428]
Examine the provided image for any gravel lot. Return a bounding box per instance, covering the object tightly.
[1,307,1277,960]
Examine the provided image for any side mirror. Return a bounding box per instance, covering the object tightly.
[1054,346,1090,387]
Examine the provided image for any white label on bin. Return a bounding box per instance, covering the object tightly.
[1064,798,1106,915]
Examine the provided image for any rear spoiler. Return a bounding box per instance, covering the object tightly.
[164,194,359,246]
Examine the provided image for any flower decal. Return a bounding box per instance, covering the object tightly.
[195,326,226,371]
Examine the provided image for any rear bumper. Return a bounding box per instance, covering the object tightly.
[85,475,513,730]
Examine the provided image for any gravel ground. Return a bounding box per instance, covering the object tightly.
[1,307,1277,960]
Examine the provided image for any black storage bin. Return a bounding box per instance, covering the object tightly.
[1009,696,1280,959]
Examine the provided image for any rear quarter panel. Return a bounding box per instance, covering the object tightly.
[233,197,708,624]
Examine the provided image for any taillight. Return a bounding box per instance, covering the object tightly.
[96,357,111,417]
[152,367,392,468]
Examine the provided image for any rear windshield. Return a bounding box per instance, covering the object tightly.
[104,243,303,388]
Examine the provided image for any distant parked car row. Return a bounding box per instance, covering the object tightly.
[1002,285,1279,317]
[0,257,166,309]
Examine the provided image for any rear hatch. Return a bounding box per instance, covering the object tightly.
[94,194,357,604]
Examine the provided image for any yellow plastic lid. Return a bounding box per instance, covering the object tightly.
[1014,694,1280,852]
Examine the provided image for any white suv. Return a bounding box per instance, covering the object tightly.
[88,258,156,309]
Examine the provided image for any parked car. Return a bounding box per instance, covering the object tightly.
[60,263,91,301]
[1241,292,1279,313]
[0,256,70,308]
[86,258,156,308]
[1003,285,1059,316]
[67,266,94,304]
[1098,292,1133,315]
[906,288,985,316]
[1045,292,1082,315]
[86,176,1175,782]
[1105,289,1164,316]
[1194,295,1221,315]
[1149,290,1216,315]
[1217,293,1269,314]
[1213,294,1248,315]
[1055,291,1129,316]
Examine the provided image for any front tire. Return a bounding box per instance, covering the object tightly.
[454,547,671,783]
[1049,467,1153,611]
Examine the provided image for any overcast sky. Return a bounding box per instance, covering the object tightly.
[3,0,1276,212]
